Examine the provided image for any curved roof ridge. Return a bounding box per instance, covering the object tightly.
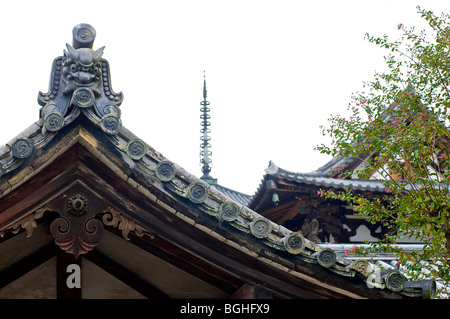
[261,161,386,193]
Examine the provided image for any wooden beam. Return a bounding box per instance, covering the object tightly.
[0,148,79,231]
[260,200,296,217]
[278,199,304,225]
[272,188,303,193]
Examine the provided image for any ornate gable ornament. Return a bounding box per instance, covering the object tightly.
[38,23,122,135]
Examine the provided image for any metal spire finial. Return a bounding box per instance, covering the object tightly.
[200,71,213,181]
[203,71,207,100]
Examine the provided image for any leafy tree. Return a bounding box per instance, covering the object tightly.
[316,6,450,297]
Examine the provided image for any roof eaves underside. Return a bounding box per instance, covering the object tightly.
[0,116,433,299]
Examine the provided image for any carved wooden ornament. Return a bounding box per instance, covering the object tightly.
[50,193,105,258]
[0,206,56,238]
[43,183,108,258]
[43,183,155,258]
[101,206,154,240]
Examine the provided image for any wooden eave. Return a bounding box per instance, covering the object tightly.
[0,116,431,299]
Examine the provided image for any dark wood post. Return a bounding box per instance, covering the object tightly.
[231,283,273,299]
[57,250,82,299]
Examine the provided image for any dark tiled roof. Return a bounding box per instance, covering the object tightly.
[267,161,386,192]
[310,155,360,177]
[212,184,252,206]
[248,161,386,209]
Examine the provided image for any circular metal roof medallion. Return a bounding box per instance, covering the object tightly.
[11,138,34,159]
[385,271,406,292]
[317,248,337,267]
[219,202,239,222]
[283,232,306,255]
[100,115,122,135]
[187,182,208,204]
[126,139,147,160]
[250,217,272,239]
[155,161,176,182]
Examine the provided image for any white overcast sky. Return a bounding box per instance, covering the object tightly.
[0,0,448,195]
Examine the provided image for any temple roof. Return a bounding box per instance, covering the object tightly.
[248,160,386,212]
[0,24,435,299]
[269,160,385,191]
[212,184,252,206]
[310,154,363,177]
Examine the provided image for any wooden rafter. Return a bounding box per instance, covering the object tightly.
[278,198,304,225]
[260,200,296,219]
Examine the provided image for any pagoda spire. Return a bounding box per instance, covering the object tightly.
[200,72,216,184]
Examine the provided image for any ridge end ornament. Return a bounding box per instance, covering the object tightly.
[38,23,123,134]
